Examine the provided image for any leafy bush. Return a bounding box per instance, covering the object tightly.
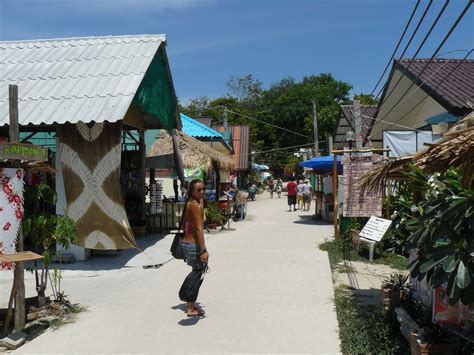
[401,166,474,306]
[380,183,413,255]
[204,201,225,225]
[335,287,408,354]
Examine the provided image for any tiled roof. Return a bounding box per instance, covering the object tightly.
[0,35,167,126]
[334,105,377,147]
[396,58,474,114]
[181,113,223,138]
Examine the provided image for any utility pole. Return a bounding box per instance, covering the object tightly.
[312,100,318,157]
[354,99,362,149]
[223,106,228,132]
[328,136,333,154]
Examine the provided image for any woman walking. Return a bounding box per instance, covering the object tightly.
[181,179,209,317]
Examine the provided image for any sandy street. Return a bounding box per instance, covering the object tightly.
[3,193,340,354]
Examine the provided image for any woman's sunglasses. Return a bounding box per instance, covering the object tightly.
[195,187,205,192]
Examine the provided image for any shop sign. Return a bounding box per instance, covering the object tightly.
[359,216,392,242]
[343,154,383,217]
[0,143,48,162]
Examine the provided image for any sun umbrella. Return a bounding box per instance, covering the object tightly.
[298,155,343,173]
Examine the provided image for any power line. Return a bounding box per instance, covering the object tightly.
[375,0,435,99]
[216,106,310,138]
[370,0,421,96]
[376,0,448,101]
[372,0,472,132]
[369,49,473,138]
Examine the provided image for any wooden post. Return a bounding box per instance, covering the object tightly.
[9,85,26,332]
[386,178,392,219]
[333,152,339,240]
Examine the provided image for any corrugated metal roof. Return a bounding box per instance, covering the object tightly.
[0,34,167,126]
[181,113,223,138]
[214,125,250,170]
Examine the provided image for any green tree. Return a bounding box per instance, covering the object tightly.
[354,93,379,105]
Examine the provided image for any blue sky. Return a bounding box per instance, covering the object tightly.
[1,0,472,103]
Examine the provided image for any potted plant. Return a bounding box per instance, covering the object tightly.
[205,202,224,230]
[23,184,77,307]
[410,325,460,354]
[381,272,410,311]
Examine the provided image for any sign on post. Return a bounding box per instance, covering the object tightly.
[343,154,383,217]
[359,216,392,242]
[0,143,48,162]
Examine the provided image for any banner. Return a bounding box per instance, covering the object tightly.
[433,285,474,341]
[57,122,136,250]
[0,168,24,270]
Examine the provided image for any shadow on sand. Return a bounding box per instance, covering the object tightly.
[172,303,206,326]
[28,233,170,272]
[293,214,332,226]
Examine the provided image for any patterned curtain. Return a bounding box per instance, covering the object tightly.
[57,122,136,250]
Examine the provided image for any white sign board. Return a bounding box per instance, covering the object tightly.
[359,216,392,242]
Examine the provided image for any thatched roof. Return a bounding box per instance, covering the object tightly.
[358,156,413,194]
[147,130,234,173]
[415,111,474,173]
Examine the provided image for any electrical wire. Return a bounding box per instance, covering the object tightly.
[375,0,449,101]
[370,0,421,96]
[372,1,473,134]
[220,106,310,138]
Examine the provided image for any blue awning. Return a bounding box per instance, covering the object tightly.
[299,155,342,173]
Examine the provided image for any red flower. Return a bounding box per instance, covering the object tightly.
[3,222,11,231]
[2,177,10,185]
[15,209,23,220]
[3,184,12,195]
[16,169,23,179]
[13,195,21,204]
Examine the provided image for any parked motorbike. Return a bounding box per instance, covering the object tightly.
[276,184,282,198]
[248,184,256,201]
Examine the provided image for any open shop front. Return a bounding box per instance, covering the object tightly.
[146,130,234,233]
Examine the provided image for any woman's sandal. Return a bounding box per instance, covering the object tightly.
[187,308,205,317]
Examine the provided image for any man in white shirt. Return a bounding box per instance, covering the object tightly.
[296,180,304,210]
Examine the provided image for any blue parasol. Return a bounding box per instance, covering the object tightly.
[298,155,343,173]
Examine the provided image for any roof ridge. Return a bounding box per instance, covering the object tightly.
[0,34,167,45]
[0,71,147,82]
[397,58,474,63]
[0,53,154,65]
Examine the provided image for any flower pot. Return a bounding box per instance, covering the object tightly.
[410,331,460,355]
[208,223,218,230]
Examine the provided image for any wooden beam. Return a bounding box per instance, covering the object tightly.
[9,85,26,332]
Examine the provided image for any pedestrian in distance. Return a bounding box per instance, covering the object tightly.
[286,177,298,212]
[296,179,304,210]
[276,178,283,198]
[180,179,209,317]
[303,179,313,211]
[268,177,275,198]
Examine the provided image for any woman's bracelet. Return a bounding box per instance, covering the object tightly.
[200,248,207,255]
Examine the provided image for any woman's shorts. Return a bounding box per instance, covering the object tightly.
[181,241,204,270]
[297,195,304,204]
[287,195,296,205]
[304,194,311,203]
